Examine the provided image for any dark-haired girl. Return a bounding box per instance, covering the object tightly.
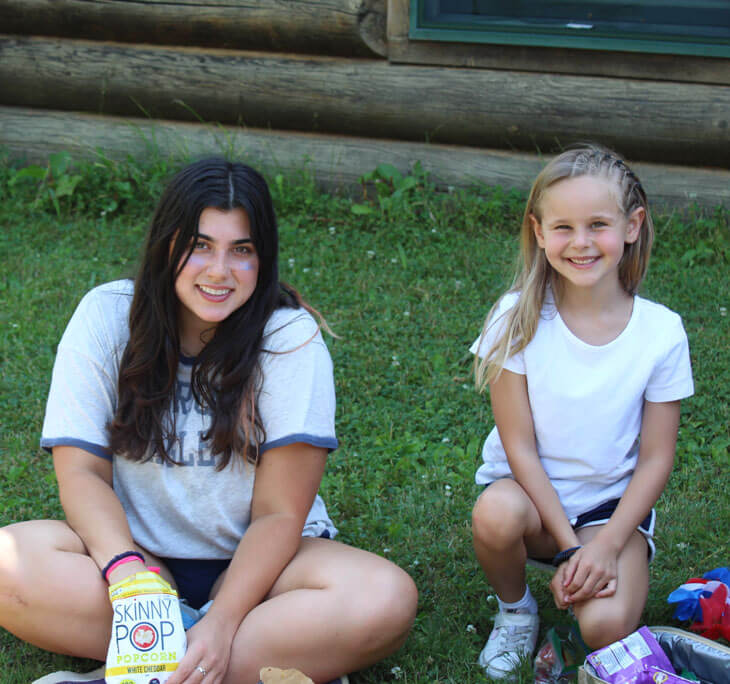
[0,159,417,684]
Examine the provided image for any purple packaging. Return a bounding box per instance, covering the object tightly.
[586,626,675,683]
[635,666,697,683]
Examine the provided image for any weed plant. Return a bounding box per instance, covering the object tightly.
[0,148,728,683]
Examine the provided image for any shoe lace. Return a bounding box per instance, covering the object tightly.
[493,619,533,651]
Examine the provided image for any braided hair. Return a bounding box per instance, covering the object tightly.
[475,144,654,390]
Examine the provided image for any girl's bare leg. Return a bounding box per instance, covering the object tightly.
[0,520,172,659]
[0,520,112,659]
[472,479,557,602]
[220,538,418,684]
[572,525,649,649]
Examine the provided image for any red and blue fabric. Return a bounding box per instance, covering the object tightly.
[668,567,730,641]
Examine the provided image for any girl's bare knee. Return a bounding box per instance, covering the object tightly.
[578,604,639,650]
[472,484,529,550]
[349,564,418,652]
[0,528,29,615]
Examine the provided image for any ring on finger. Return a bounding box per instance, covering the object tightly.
[197,665,208,677]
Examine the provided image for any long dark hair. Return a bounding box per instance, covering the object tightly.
[109,158,306,469]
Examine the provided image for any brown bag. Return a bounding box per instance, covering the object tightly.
[259,666,315,684]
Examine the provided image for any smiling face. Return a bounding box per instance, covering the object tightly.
[174,206,259,354]
[530,175,644,299]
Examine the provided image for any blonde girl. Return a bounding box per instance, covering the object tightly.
[470,145,694,679]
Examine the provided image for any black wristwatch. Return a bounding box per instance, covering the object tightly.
[552,545,582,567]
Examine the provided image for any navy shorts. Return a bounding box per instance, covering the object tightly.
[161,558,231,609]
[528,497,656,566]
[570,497,656,562]
[162,529,332,609]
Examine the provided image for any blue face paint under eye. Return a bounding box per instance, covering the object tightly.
[185,252,256,270]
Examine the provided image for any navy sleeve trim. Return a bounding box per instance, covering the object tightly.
[260,434,338,455]
[40,438,112,461]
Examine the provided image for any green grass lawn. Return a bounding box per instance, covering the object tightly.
[1,150,728,683]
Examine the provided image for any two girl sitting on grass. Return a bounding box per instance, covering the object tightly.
[0,145,694,683]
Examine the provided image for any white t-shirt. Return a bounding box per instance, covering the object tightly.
[42,280,338,558]
[470,290,694,521]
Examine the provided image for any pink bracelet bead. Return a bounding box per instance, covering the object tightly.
[105,555,144,582]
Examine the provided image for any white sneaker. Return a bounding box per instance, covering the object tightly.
[478,610,539,678]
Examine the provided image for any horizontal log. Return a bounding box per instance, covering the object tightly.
[2,106,728,209]
[0,0,387,57]
[1,36,729,167]
[386,0,730,86]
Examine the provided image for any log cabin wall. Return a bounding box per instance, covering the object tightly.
[0,0,728,206]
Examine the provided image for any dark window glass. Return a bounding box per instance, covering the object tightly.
[413,1,730,56]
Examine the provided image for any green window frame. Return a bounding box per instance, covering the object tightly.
[410,1,730,57]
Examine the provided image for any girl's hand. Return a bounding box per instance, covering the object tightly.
[167,613,235,684]
[560,541,618,604]
[549,563,571,609]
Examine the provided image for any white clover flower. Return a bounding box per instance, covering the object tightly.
[288,257,295,267]
[367,250,376,258]
[403,311,410,317]
[441,437,450,443]
[454,279,463,290]
[328,226,336,234]
[383,547,391,554]
[392,355,400,366]
[302,267,310,273]
[390,666,403,679]
[466,624,477,633]
[720,306,727,317]
[391,257,398,263]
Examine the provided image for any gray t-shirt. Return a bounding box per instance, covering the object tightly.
[42,280,338,558]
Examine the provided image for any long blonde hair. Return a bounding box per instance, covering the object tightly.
[474,144,654,392]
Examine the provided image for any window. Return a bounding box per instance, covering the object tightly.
[411,1,730,57]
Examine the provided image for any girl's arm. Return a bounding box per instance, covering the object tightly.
[53,446,146,580]
[168,441,327,684]
[490,369,580,553]
[560,400,680,604]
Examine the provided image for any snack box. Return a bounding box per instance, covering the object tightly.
[578,626,730,684]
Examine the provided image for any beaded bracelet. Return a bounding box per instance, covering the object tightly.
[101,551,145,582]
[552,545,582,567]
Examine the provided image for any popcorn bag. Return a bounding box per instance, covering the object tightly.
[105,571,187,684]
